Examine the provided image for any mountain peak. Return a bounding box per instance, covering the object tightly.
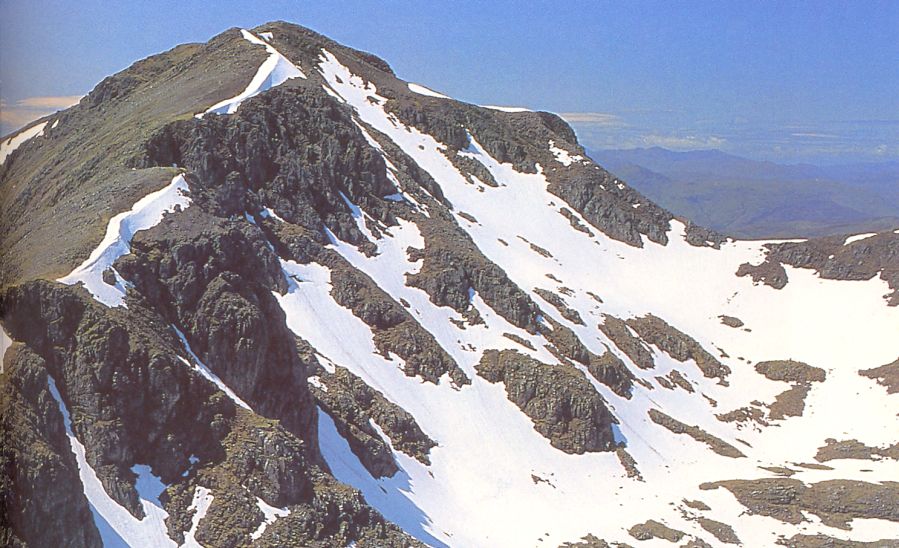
[2,20,898,548]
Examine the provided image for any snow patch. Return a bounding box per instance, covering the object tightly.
[181,486,213,548]
[548,140,585,166]
[201,29,305,116]
[259,206,285,222]
[250,497,290,540]
[0,121,47,164]
[0,322,12,373]
[481,105,531,113]
[173,325,252,411]
[844,232,877,246]
[58,174,191,307]
[408,82,451,99]
[307,375,327,392]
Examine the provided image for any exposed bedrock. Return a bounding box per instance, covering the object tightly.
[476,349,616,454]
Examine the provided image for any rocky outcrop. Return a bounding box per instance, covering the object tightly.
[558,534,616,547]
[586,349,635,399]
[309,364,436,478]
[859,356,899,393]
[598,314,655,370]
[684,221,727,249]
[540,318,633,398]
[718,315,744,328]
[626,314,730,381]
[534,288,584,325]
[736,260,789,289]
[701,478,899,529]
[322,252,467,386]
[737,232,899,305]
[161,412,418,547]
[116,206,318,442]
[777,533,897,547]
[407,212,542,333]
[648,409,744,458]
[753,360,825,420]
[2,281,239,517]
[0,277,419,546]
[137,85,399,248]
[696,517,740,544]
[384,84,679,249]
[627,520,685,542]
[755,360,826,384]
[476,349,616,454]
[546,167,672,248]
[814,438,899,463]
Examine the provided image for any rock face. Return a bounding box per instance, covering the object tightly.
[1,345,102,548]
[476,349,616,453]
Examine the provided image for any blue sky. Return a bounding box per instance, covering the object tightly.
[2,0,897,163]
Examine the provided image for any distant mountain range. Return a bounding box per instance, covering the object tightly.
[589,147,899,238]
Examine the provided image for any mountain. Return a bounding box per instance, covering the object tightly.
[590,147,899,239]
[2,21,898,548]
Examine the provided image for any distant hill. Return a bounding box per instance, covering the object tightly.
[589,147,899,238]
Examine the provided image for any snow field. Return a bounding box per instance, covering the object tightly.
[309,49,899,546]
[181,486,213,548]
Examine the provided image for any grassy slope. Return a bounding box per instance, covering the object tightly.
[0,30,266,288]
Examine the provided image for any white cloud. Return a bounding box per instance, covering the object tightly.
[791,132,839,139]
[638,133,726,150]
[558,112,626,127]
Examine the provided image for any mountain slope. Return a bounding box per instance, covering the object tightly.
[2,21,898,548]
[590,147,899,239]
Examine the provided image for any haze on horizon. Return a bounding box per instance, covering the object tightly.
[1,0,897,165]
